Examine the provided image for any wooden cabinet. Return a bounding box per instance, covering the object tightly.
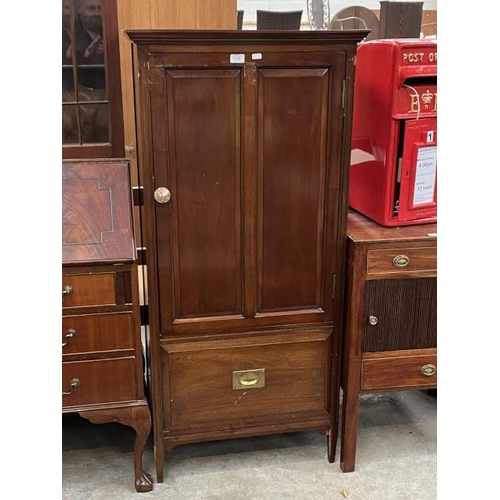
[62,0,124,160]
[340,210,437,472]
[62,160,152,492]
[126,29,368,482]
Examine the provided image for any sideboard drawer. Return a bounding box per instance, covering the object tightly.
[366,246,436,275]
[361,350,437,390]
[164,330,331,430]
[62,273,116,307]
[62,312,134,355]
[62,357,137,408]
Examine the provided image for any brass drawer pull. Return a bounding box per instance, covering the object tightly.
[62,329,77,348]
[62,378,81,396]
[62,285,73,299]
[420,364,436,377]
[368,315,378,326]
[232,369,265,390]
[393,255,410,268]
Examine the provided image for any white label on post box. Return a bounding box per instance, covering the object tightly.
[252,53,262,60]
[230,54,245,63]
[413,146,437,206]
[426,131,434,143]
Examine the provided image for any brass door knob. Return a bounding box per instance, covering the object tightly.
[368,315,378,326]
[154,187,171,204]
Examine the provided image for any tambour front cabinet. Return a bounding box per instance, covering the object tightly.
[62,160,152,492]
[340,209,437,472]
[126,29,368,482]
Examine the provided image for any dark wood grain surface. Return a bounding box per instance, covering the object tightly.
[347,209,438,244]
[62,161,136,265]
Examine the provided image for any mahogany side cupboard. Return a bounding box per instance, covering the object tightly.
[125,29,368,482]
[340,210,437,472]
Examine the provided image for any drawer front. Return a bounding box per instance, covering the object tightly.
[62,357,137,408]
[366,246,436,275]
[164,330,331,429]
[62,273,116,307]
[62,312,134,355]
[361,351,437,390]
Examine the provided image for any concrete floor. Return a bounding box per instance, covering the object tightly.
[62,390,437,500]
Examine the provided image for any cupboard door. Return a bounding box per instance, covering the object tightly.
[362,278,437,352]
[251,51,346,327]
[62,0,124,159]
[151,64,244,334]
[256,65,332,318]
[149,51,346,336]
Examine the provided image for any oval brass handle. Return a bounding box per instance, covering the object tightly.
[154,187,171,204]
[368,315,378,326]
[421,364,436,377]
[62,329,77,348]
[62,378,81,396]
[393,255,410,267]
[62,285,73,298]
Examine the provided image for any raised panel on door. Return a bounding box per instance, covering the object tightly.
[151,66,243,333]
[256,66,332,319]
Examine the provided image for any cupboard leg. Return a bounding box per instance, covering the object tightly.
[327,364,341,463]
[327,429,336,463]
[79,404,153,492]
[154,439,165,483]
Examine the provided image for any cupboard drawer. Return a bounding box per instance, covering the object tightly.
[163,330,331,429]
[361,350,437,390]
[62,312,134,355]
[366,246,436,275]
[62,273,116,307]
[62,357,137,408]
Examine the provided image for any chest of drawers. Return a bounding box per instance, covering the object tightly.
[62,160,152,492]
[340,210,437,472]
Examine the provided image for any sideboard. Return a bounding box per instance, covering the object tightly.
[340,209,437,472]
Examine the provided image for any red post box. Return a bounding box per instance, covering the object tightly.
[349,39,437,226]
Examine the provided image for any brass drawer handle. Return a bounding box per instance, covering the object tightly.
[232,369,265,390]
[62,378,81,396]
[62,285,73,299]
[368,315,378,326]
[393,255,410,267]
[62,328,77,348]
[420,364,436,377]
